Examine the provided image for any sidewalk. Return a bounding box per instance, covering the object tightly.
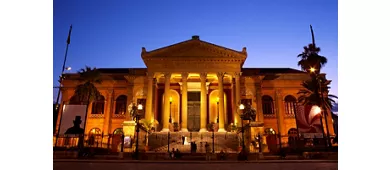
[54,159,337,164]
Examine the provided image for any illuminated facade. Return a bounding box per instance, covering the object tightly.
[55,36,335,149]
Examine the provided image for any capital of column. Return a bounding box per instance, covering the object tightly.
[199,72,207,80]
[106,89,114,98]
[164,72,172,79]
[276,89,283,97]
[147,72,155,79]
[217,72,226,79]
[233,72,242,78]
[181,72,189,80]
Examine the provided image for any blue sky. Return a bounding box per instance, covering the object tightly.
[53,0,338,102]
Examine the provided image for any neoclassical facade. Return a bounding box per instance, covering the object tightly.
[55,36,335,143]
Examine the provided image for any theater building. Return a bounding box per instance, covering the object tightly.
[55,36,335,152]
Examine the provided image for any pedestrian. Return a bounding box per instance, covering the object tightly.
[182,135,185,145]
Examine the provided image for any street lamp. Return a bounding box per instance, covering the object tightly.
[239,104,245,151]
[216,97,220,123]
[135,103,143,159]
[169,97,173,123]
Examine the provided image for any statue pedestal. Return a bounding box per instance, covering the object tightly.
[249,122,269,153]
[123,121,136,136]
[122,121,136,149]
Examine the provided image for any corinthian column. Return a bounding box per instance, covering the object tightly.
[217,72,226,132]
[161,72,171,132]
[145,73,154,122]
[275,89,285,136]
[255,79,264,123]
[103,90,113,135]
[234,72,242,127]
[199,72,208,132]
[181,72,189,132]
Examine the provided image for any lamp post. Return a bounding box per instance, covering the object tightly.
[216,97,219,123]
[169,97,172,123]
[135,103,143,160]
[239,104,245,151]
[212,124,215,153]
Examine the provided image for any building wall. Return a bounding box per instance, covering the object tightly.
[56,73,335,138]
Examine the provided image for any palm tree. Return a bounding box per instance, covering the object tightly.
[297,25,328,74]
[71,66,102,147]
[297,76,338,147]
[297,44,328,73]
[139,119,158,150]
[297,77,338,112]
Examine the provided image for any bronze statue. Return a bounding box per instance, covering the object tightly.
[65,116,84,135]
[129,102,137,121]
[243,102,256,121]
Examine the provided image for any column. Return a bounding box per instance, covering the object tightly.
[199,72,208,132]
[125,76,135,120]
[161,72,171,132]
[255,80,264,123]
[181,72,189,132]
[217,72,226,132]
[234,72,242,127]
[275,89,285,136]
[103,90,114,135]
[145,73,154,122]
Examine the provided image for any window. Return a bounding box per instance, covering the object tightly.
[92,95,105,114]
[113,128,123,135]
[284,95,297,116]
[262,95,274,115]
[115,95,127,114]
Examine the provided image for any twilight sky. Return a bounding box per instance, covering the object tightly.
[53,0,338,102]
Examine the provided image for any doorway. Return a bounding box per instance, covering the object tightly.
[187,92,200,132]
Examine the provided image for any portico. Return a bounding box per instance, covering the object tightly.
[141,36,247,132]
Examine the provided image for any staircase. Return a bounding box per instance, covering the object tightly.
[148,132,240,153]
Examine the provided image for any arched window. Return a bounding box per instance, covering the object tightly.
[284,95,297,116]
[92,95,105,114]
[88,128,102,146]
[89,128,102,136]
[115,95,127,114]
[113,128,123,135]
[262,95,274,115]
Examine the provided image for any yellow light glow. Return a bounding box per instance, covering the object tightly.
[169,97,173,102]
[309,67,316,73]
[137,104,143,110]
[239,104,245,110]
[216,97,219,103]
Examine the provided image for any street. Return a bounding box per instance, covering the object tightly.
[54,160,337,170]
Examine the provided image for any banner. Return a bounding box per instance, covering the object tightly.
[59,104,87,135]
[295,104,323,136]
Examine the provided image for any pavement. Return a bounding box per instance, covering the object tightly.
[54,159,338,170]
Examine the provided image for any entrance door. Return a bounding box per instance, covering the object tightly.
[187,92,200,132]
[188,102,200,131]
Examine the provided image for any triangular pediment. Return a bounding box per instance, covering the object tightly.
[141,37,247,59]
